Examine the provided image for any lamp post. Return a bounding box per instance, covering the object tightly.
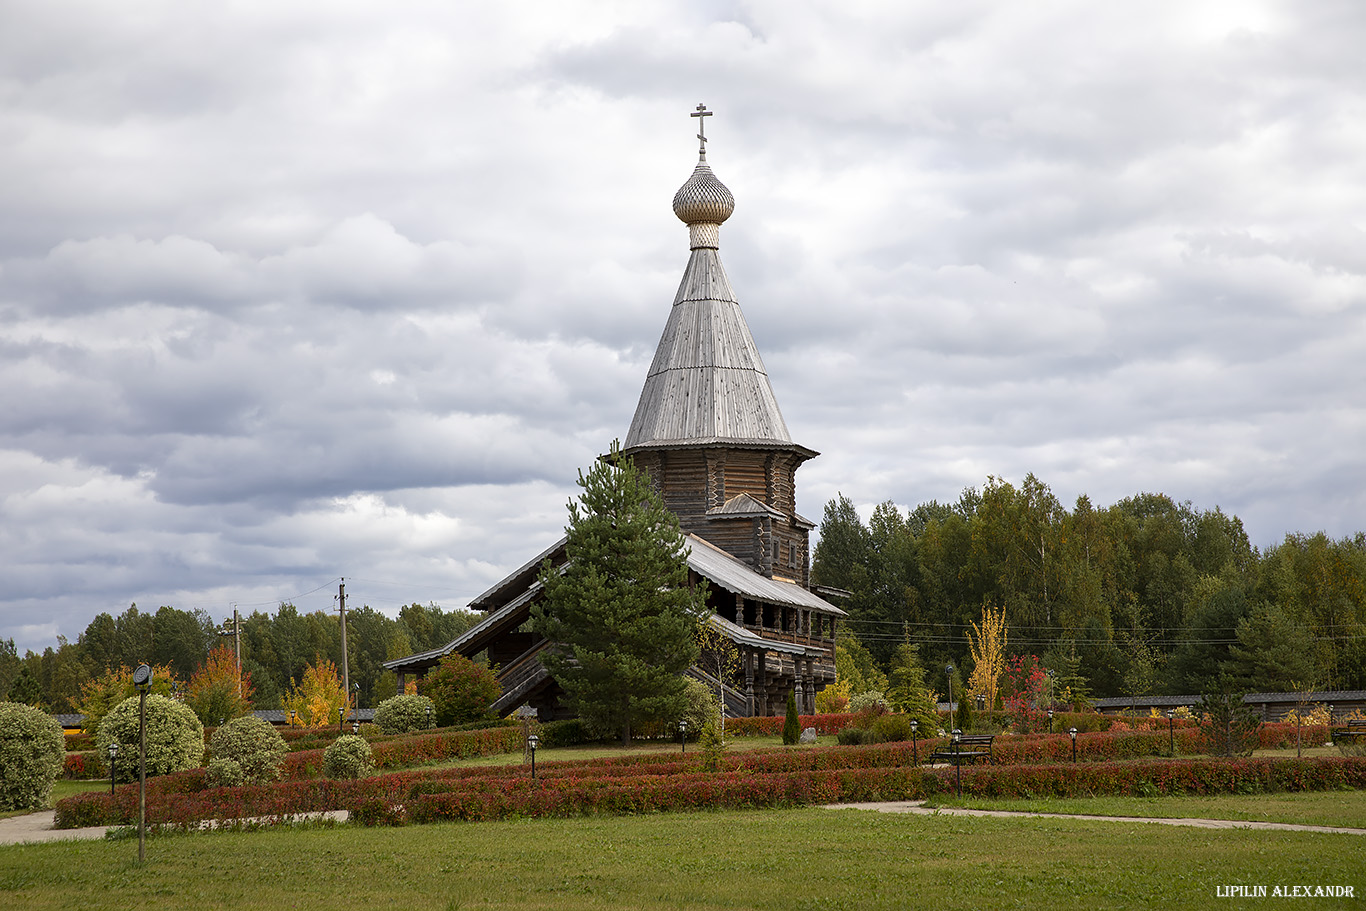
[679,719,689,755]
[527,734,539,780]
[107,742,118,796]
[338,706,345,735]
[353,683,361,725]
[951,728,962,796]
[132,663,152,864]
[1069,727,1078,763]
[910,719,919,765]
[352,719,359,735]
[426,704,433,730]
[1047,709,1054,735]
[945,664,955,729]
[976,693,986,713]
[1166,710,1175,757]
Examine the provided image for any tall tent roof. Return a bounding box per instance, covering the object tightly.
[623,109,810,458]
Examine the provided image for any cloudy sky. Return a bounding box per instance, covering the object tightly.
[3,1,1364,654]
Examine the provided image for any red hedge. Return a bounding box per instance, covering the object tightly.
[56,747,1366,830]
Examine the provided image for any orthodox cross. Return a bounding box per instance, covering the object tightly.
[691,103,712,153]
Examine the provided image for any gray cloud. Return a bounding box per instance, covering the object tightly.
[2,1,1364,653]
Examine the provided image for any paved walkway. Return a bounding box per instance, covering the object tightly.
[6,804,1363,845]
[0,810,350,846]
[825,801,1366,835]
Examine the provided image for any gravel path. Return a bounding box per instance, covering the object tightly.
[825,800,1366,835]
[5,803,1362,846]
[0,810,350,846]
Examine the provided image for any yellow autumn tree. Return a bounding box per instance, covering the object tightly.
[282,656,347,727]
[966,604,1008,709]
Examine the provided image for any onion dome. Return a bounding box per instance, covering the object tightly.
[671,104,734,249]
[672,155,735,227]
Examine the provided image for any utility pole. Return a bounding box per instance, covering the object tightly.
[219,607,243,698]
[338,579,351,721]
[232,606,241,698]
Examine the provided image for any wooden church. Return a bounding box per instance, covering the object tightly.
[385,107,845,719]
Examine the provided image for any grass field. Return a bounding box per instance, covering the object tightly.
[2,805,1363,910]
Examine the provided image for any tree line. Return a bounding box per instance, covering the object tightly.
[813,474,1366,700]
[0,601,481,714]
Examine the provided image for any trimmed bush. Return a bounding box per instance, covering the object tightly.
[421,654,500,726]
[681,677,719,739]
[0,702,66,810]
[539,718,589,749]
[374,694,436,735]
[848,691,888,713]
[870,713,913,743]
[208,715,287,785]
[97,695,204,783]
[324,734,375,779]
[206,758,245,787]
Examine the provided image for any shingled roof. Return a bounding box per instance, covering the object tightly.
[622,143,810,457]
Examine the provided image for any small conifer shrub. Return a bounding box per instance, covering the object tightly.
[782,692,801,745]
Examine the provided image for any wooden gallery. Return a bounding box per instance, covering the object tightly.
[385,109,846,719]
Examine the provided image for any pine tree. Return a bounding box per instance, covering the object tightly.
[533,441,709,745]
[885,642,940,731]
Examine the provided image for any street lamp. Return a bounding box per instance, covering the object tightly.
[338,706,345,735]
[426,704,433,730]
[951,729,962,796]
[527,734,540,780]
[976,693,986,713]
[132,663,152,864]
[352,719,359,735]
[679,719,689,755]
[1047,709,1054,735]
[910,719,919,765]
[1166,710,1174,757]
[945,664,955,729]
[107,742,119,796]
[1069,727,1078,763]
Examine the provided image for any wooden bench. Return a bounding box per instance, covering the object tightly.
[1333,720,1366,744]
[928,734,994,765]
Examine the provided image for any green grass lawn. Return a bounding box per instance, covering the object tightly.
[2,806,1362,910]
[924,789,1366,828]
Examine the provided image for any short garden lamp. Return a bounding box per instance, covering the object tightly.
[1069,727,1078,763]
[910,719,919,765]
[338,706,345,734]
[679,719,689,755]
[1166,710,1174,757]
[107,741,119,796]
[426,704,433,730]
[352,719,360,735]
[1047,709,1054,735]
[527,733,540,780]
